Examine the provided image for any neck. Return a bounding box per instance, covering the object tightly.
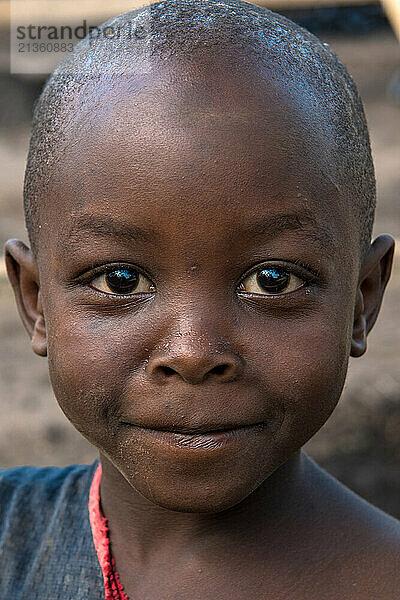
[100,451,310,563]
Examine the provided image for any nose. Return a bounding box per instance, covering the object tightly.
[146,331,243,385]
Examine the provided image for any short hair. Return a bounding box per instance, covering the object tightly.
[24,0,375,258]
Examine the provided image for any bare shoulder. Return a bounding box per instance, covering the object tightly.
[302,455,400,599]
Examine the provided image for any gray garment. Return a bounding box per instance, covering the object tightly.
[0,461,104,599]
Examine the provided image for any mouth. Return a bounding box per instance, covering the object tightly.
[123,419,266,434]
[140,422,266,434]
[124,422,267,451]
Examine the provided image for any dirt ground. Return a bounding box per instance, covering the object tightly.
[1,30,399,516]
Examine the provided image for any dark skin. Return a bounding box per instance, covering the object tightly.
[5,53,399,598]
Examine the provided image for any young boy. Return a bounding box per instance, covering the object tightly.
[1,0,399,598]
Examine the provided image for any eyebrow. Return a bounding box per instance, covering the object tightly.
[60,210,336,256]
[60,214,154,253]
[240,212,336,253]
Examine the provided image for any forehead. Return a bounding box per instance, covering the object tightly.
[40,55,356,259]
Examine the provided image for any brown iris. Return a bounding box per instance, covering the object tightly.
[105,269,139,294]
[256,268,290,294]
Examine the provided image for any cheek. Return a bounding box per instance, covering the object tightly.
[279,324,349,439]
[45,307,150,449]
[247,307,353,452]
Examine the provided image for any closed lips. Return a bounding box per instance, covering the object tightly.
[127,422,266,434]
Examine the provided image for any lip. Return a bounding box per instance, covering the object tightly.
[126,422,267,451]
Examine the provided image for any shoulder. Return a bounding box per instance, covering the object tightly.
[303,455,400,599]
[305,455,400,538]
[0,462,98,514]
[0,462,103,600]
[0,461,99,542]
[0,461,97,490]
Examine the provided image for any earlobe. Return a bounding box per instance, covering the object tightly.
[350,234,394,358]
[4,239,47,357]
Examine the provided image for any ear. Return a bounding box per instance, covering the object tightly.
[351,234,395,357]
[4,239,47,357]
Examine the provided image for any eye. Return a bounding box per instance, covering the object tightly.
[238,266,305,296]
[89,267,155,295]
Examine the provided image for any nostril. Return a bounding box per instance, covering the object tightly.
[159,366,176,377]
[210,364,228,376]
[148,355,242,384]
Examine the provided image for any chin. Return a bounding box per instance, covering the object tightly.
[133,479,258,513]
[103,432,286,513]
[117,458,272,514]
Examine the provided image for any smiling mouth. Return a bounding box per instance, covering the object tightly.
[126,422,266,434]
[125,422,267,451]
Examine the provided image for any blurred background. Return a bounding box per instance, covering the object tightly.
[0,1,399,517]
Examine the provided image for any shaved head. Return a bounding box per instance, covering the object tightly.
[24,0,375,258]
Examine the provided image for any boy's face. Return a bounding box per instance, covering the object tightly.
[7,56,392,512]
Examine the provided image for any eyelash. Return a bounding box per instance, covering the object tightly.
[73,260,320,297]
[237,260,319,296]
[239,259,319,283]
[74,263,153,293]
